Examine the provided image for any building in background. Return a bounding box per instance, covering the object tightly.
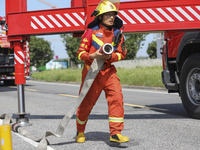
[46,60,68,70]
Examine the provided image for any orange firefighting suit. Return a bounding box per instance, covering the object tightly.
[76,24,127,136]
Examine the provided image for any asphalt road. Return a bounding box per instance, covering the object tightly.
[0,80,200,150]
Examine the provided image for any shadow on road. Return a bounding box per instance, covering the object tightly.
[0,85,17,92]
[86,131,138,148]
[51,131,137,149]
[22,103,189,121]
[129,103,189,119]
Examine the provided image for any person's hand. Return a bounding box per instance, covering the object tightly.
[105,54,112,60]
[89,48,111,60]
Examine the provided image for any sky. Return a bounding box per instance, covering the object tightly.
[0,0,154,59]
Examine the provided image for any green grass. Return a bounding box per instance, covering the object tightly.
[116,66,163,87]
[32,69,82,82]
[31,66,164,87]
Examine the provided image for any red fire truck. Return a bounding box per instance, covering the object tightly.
[0,17,15,85]
[162,30,200,118]
[5,0,200,119]
[0,16,30,86]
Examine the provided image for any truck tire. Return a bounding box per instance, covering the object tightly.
[180,54,200,119]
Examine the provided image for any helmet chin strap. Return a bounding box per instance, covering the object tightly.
[101,22,113,30]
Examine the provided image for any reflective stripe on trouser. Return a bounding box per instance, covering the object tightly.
[76,66,124,135]
[109,117,124,136]
[76,117,87,125]
[109,117,124,123]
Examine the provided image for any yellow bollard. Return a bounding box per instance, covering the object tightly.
[0,125,12,150]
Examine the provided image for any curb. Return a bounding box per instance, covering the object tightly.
[29,79,167,91]
[121,85,167,91]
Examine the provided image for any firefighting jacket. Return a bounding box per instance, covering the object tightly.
[76,24,127,67]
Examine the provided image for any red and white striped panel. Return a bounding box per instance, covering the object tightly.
[14,51,24,65]
[24,41,30,76]
[23,42,27,67]
[0,77,15,80]
[26,67,30,74]
[31,12,85,30]
[30,5,200,32]
[7,7,85,36]
[119,6,200,24]
[118,5,200,31]
[23,41,30,66]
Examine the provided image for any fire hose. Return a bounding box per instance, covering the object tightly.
[0,43,114,150]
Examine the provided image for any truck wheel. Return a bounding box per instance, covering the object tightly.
[180,54,200,119]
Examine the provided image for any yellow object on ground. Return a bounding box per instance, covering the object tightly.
[0,125,12,150]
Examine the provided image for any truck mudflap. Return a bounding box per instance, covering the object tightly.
[162,69,179,92]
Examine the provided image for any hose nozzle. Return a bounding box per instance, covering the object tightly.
[101,43,114,55]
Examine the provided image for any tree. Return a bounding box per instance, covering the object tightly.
[147,41,157,59]
[29,36,54,69]
[124,34,146,60]
[61,34,82,65]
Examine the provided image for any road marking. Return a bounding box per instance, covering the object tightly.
[25,88,37,92]
[9,86,16,88]
[58,93,168,111]
[9,86,37,92]
[27,80,80,87]
[122,88,174,95]
[13,132,54,150]
[58,93,78,98]
[124,103,168,111]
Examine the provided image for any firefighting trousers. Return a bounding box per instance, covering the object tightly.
[76,66,124,135]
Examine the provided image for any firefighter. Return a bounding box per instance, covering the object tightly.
[76,0,129,143]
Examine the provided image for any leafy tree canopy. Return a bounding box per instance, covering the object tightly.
[124,34,146,60]
[61,34,82,65]
[29,36,54,69]
[147,40,157,59]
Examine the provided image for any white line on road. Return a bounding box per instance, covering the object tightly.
[13,132,55,150]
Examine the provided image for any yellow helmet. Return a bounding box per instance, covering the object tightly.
[92,0,119,18]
